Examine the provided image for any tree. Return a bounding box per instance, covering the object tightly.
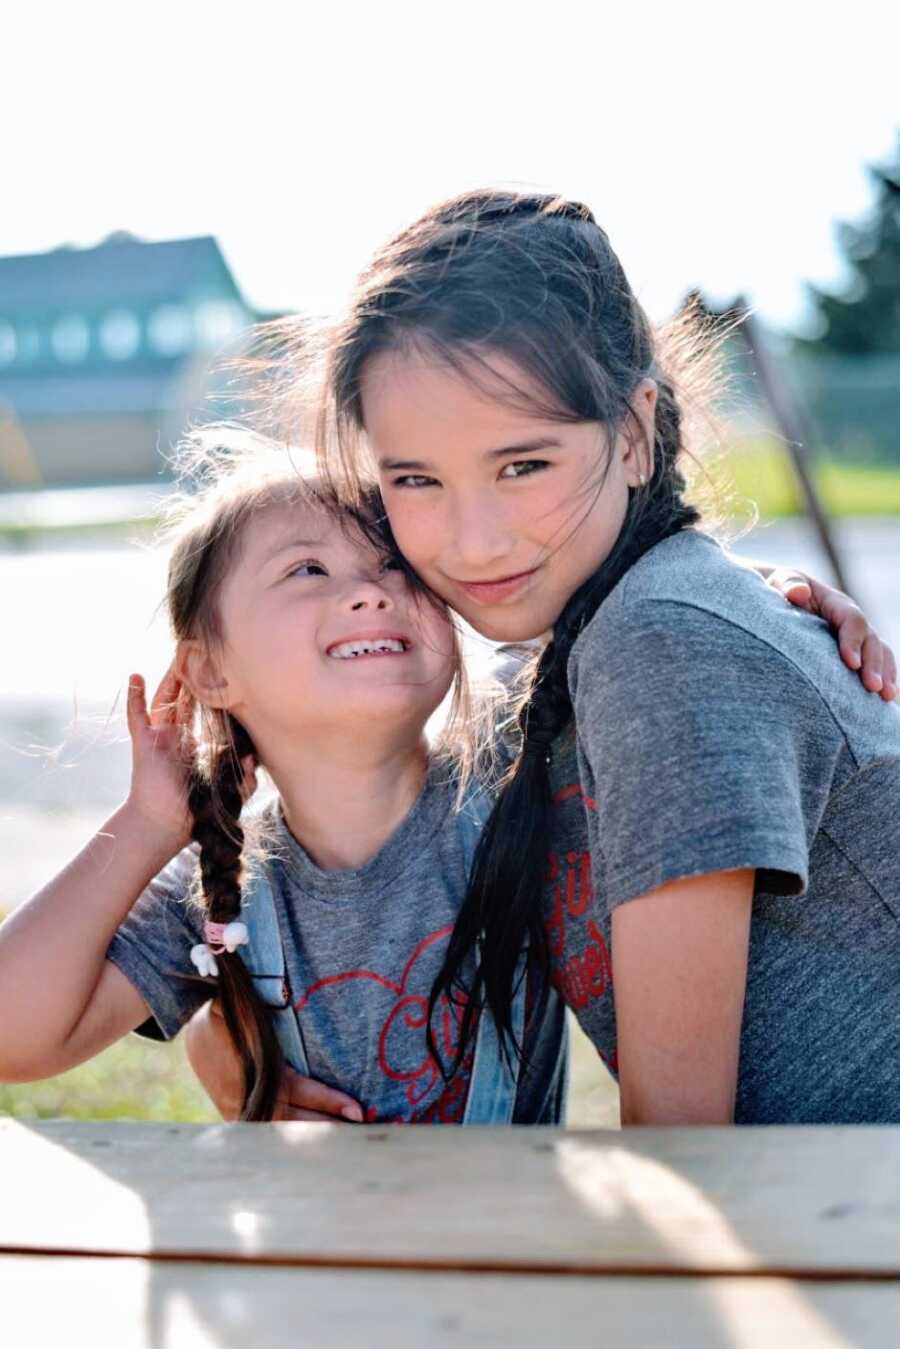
[795,137,900,354]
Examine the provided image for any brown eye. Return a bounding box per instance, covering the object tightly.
[499,460,549,479]
[392,474,438,488]
[286,560,327,578]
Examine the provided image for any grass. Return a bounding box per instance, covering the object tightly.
[0,518,161,549]
[0,1032,218,1123]
[701,439,900,520]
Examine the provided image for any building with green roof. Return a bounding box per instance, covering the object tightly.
[0,232,257,487]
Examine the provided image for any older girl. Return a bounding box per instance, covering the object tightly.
[315,189,900,1126]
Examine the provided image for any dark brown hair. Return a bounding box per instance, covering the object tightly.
[317,189,732,1075]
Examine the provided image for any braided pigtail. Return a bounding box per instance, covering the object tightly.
[428,377,701,1075]
[188,714,284,1122]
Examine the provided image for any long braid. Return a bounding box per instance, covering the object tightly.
[428,371,700,1077]
[187,714,284,1121]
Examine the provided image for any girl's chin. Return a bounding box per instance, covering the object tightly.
[454,608,552,644]
[324,670,451,713]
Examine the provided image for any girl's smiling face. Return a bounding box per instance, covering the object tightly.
[184,495,456,747]
[361,349,657,642]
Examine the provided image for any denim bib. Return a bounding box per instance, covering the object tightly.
[238,783,536,1124]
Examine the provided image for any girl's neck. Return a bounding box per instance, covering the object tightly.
[265,735,430,871]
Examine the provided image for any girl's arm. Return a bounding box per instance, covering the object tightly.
[611,870,754,1125]
[0,669,216,1082]
[567,591,846,1128]
[0,802,179,1081]
[184,999,364,1123]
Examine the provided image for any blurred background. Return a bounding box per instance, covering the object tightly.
[1,2,898,1125]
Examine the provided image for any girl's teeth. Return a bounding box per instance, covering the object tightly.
[330,639,406,659]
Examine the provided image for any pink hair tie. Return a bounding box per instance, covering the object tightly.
[189,919,249,978]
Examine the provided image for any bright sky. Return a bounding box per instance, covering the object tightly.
[3,1,897,333]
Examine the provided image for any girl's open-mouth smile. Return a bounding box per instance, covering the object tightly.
[326,631,413,660]
[453,568,540,606]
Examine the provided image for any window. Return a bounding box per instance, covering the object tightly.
[17,327,40,362]
[147,305,192,357]
[99,310,141,360]
[0,323,14,365]
[194,300,245,349]
[51,316,90,363]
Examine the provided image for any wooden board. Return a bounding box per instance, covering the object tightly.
[3,1256,899,1349]
[4,1119,900,1276]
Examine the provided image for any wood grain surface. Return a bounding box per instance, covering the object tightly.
[3,1119,900,1277]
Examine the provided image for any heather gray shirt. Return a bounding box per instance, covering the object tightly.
[106,761,566,1125]
[551,528,900,1123]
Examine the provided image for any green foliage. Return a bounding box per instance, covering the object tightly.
[797,137,900,354]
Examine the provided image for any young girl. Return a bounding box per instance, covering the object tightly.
[0,434,569,1124]
[309,188,900,1127]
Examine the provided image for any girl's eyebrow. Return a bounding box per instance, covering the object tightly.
[379,437,562,473]
[260,536,328,567]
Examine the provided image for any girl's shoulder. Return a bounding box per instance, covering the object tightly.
[570,530,900,762]
[570,530,782,677]
[576,528,826,657]
[604,529,766,623]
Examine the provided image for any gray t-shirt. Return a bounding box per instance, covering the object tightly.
[106,761,567,1125]
[551,527,900,1123]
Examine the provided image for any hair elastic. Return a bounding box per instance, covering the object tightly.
[189,920,249,978]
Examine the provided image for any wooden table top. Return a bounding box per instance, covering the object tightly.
[3,1119,899,1346]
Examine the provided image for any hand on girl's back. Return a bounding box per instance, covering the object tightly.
[125,663,258,855]
[767,570,898,700]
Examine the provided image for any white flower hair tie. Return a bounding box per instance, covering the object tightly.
[189,919,249,978]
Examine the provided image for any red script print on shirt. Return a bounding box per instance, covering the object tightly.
[546,784,613,1011]
[293,924,471,1123]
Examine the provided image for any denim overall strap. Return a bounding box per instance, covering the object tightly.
[237,780,534,1123]
[456,781,528,1126]
[239,863,309,1075]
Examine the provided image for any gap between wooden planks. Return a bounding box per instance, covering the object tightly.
[3,1120,900,1279]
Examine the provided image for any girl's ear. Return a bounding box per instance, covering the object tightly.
[175,640,232,710]
[622,377,658,486]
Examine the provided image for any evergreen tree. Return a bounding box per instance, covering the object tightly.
[796,137,900,354]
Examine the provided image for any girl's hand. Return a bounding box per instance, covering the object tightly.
[125,665,259,853]
[766,569,897,701]
[125,666,196,853]
[273,1063,365,1123]
[184,998,364,1123]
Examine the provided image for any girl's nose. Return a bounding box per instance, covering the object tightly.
[351,594,389,611]
[346,577,394,611]
[452,496,514,570]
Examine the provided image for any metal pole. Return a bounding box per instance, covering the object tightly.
[730,297,851,595]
